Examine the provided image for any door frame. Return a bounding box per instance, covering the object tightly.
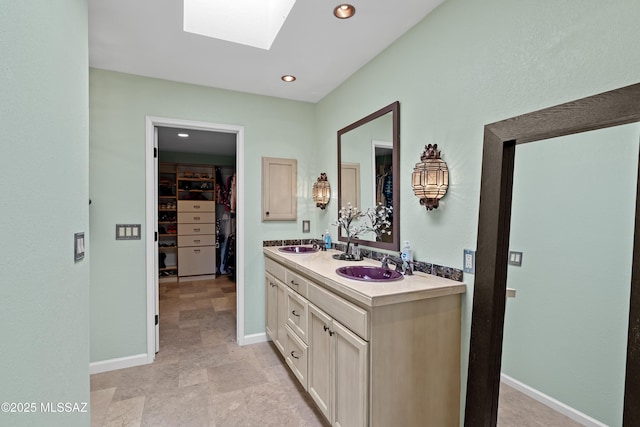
[145,116,245,361]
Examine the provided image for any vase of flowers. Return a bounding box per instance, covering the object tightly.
[332,203,393,260]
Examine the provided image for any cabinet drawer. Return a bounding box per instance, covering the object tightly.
[178,246,215,276]
[178,235,216,247]
[285,269,308,297]
[178,200,215,212]
[178,223,215,236]
[285,325,308,390]
[308,282,369,341]
[286,287,308,344]
[178,211,215,224]
[265,257,286,283]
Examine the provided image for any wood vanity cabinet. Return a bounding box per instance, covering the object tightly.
[264,249,464,427]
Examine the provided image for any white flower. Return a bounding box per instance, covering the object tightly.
[332,203,393,241]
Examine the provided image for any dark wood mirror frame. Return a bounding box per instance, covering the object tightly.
[465,82,640,426]
[337,101,400,251]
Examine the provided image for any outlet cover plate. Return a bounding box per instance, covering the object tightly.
[463,249,475,274]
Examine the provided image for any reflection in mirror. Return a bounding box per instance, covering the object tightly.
[338,102,399,251]
[497,124,638,426]
[465,83,640,427]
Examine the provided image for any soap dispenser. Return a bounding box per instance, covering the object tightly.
[401,241,414,273]
[324,230,332,250]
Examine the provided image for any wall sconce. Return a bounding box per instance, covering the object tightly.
[312,173,331,209]
[412,144,449,210]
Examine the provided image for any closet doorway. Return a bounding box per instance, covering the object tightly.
[145,116,245,359]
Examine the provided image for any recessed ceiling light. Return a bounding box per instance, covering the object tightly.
[281,75,296,82]
[333,4,355,19]
[178,133,189,138]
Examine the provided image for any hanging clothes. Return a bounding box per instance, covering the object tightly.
[383,173,393,209]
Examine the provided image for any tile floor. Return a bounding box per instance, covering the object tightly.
[497,383,583,426]
[90,276,327,427]
[90,276,582,427]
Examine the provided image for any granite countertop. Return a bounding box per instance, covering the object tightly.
[263,246,466,308]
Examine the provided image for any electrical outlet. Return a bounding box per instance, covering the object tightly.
[463,249,475,274]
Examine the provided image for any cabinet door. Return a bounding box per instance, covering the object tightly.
[308,303,333,423]
[265,273,278,343]
[261,157,297,221]
[333,320,368,427]
[276,279,287,356]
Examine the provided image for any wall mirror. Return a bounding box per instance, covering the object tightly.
[465,82,640,426]
[337,101,400,251]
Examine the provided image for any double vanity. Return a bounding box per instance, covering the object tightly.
[264,245,466,426]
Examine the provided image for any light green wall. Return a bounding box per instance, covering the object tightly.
[88,0,640,423]
[1,1,90,426]
[504,124,639,426]
[314,0,640,424]
[89,69,316,362]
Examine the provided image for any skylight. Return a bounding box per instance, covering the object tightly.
[183,0,297,50]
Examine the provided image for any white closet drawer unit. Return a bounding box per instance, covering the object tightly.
[285,325,308,390]
[178,246,216,276]
[178,235,216,247]
[178,200,215,212]
[178,211,215,224]
[178,223,215,236]
[286,287,309,344]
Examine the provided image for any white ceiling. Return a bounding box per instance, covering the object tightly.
[89,0,445,104]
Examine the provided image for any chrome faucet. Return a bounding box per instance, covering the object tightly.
[312,239,326,251]
[381,254,413,275]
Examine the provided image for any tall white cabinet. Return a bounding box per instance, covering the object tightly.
[158,163,217,281]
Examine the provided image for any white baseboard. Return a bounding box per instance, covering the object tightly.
[240,332,268,346]
[90,353,150,375]
[500,373,607,427]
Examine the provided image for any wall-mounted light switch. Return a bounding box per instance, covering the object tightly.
[463,249,475,274]
[74,232,85,261]
[509,251,523,266]
[116,224,141,240]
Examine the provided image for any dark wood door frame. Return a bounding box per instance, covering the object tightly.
[465,82,640,426]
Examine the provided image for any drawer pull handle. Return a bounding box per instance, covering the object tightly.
[291,310,300,317]
[270,283,276,288]
[194,240,200,243]
[194,249,200,253]
[194,205,200,209]
[194,216,200,220]
[323,325,334,336]
[194,228,200,232]
[290,350,300,359]
[290,280,298,286]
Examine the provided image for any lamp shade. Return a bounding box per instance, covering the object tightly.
[312,173,331,209]
[412,144,449,210]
